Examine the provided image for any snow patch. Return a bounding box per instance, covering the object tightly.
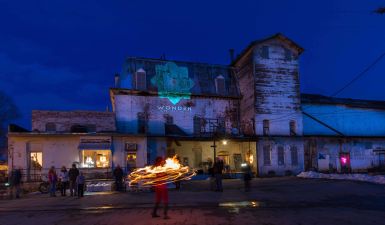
[297,171,385,185]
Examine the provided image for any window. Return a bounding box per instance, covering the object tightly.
[261,46,269,59]
[135,68,146,90]
[263,145,271,165]
[86,124,96,133]
[278,146,285,166]
[81,150,111,168]
[284,48,292,61]
[290,120,296,136]
[193,116,202,135]
[137,112,148,134]
[215,75,225,95]
[263,119,270,136]
[290,146,298,166]
[30,152,43,169]
[164,114,173,124]
[45,123,56,132]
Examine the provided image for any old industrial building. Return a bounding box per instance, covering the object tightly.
[7,33,385,181]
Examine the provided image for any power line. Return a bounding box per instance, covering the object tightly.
[330,51,385,97]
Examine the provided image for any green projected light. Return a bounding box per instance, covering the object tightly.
[151,62,194,105]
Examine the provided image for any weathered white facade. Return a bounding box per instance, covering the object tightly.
[8,33,385,180]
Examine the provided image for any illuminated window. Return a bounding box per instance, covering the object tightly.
[263,120,269,136]
[215,75,225,95]
[263,145,271,165]
[81,150,111,168]
[30,152,43,169]
[290,146,298,166]
[290,120,296,136]
[45,123,56,132]
[278,146,285,166]
[135,68,146,90]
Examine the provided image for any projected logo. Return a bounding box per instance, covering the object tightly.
[151,62,194,105]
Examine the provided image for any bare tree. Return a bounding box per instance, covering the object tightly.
[0,91,20,160]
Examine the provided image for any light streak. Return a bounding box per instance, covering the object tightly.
[128,155,196,187]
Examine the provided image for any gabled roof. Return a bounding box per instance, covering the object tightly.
[232,33,304,65]
[301,94,385,110]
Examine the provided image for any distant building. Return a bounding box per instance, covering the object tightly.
[7,33,385,181]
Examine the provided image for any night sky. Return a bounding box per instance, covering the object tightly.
[1,0,385,129]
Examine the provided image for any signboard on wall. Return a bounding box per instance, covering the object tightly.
[151,62,194,105]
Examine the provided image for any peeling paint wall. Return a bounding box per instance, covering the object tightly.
[253,40,303,136]
[32,111,116,132]
[304,137,385,172]
[235,53,255,135]
[257,138,304,176]
[114,94,239,135]
[303,104,385,136]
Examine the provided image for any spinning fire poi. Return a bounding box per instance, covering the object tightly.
[128,155,196,187]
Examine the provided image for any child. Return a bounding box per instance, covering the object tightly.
[76,171,85,198]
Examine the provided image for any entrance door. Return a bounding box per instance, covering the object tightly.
[126,152,137,172]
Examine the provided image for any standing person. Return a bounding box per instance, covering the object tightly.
[213,158,224,192]
[174,156,181,190]
[68,163,79,196]
[76,171,85,198]
[113,164,124,192]
[48,166,58,197]
[10,167,22,199]
[152,156,170,220]
[242,163,252,192]
[59,166,69,196]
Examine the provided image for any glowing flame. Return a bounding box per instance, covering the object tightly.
[128,155,195,187]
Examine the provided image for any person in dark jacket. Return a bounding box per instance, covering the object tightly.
[68,164,79,196]
[76,171,85,198]
[213,158,224,192]
[113,164,124,192]
[242,163,252,192]
[10,167,22,199]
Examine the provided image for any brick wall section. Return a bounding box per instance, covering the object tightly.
[32,110,116,132]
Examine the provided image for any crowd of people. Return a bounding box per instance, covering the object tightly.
[7,156,254,221]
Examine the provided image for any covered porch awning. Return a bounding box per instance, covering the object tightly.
[78,139,111,150]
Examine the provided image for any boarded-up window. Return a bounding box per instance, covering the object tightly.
[215,75,225,95]
[263,145,271,165]
[45,123,56,132]
[137,112,147,134]
[291,146,298,166]
[164,114,173,124]
[261,46,269,59]
[284,48,292,61]
[193,116,201,135]
[263,119,269,136]
[135,68,146,90]
[278,146,285,166]
[290,120,296,136]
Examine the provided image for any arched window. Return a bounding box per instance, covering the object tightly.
[45,123,56,132]
[290,120,296,136]
[263,119,269,136]
[215,75,225,94]
[290,146,298,166]
[278,146,285,166]
[135,68,146,90]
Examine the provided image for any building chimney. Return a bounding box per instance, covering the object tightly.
[114,73,120,88]
[229,49,235,63]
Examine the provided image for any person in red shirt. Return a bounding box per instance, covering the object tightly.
[151,156,170,220]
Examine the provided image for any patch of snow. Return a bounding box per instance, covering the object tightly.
[297,171,385,185]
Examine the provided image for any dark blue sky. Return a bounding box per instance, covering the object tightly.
[1,0,385,129]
